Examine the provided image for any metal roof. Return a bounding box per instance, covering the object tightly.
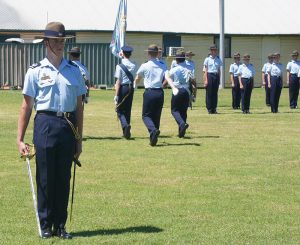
[0,0,299,35]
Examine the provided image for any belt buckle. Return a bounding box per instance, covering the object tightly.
[57,111,63,117]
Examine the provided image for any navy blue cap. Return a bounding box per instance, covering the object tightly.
[121,45,133,52]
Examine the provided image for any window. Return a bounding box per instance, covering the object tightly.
[65,31,76,43]
[214,36,231,58]
[162,34,181,57]
[0,34,21,43]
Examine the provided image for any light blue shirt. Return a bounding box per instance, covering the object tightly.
[170,59,177,69]
[229,62,241,77]
[185,59,195,77]
[286,60,300,74]
[267,63,283,77]
[137,59,167,88]
[167,62,192,89]
[23,57,86,112]
[237,63,256,78]
[262,62,272,74]
[158,58,168,71]
[203,55,223,73]
[114,58,137,85]
[72,60,90,81]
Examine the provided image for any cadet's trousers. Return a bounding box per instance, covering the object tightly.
[241,78,253,112]
[264,74,271,106]
[270,76,282,113]
[171,88,190,128]
[142,88,164,134]
[206,73,220,113]
[232,76,241,109]
[33,113,76,230]
[116,84,134,129]
[288,74,299,108]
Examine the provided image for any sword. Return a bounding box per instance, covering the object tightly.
[70,158,81,223]
[25,156,42,237]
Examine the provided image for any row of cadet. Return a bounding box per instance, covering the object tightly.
[113,44,300,145]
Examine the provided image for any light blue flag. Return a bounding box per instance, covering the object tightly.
[110,0,127,57]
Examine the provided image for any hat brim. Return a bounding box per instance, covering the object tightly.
[67,51,81,54]
[35,35,74,39]
[144,49,159,52]
[186,54,195,56]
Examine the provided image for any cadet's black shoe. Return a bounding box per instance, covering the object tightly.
[41,228,52,239]
[179,123,189,138]
[124,125,131,139]
[53,228,72,239]
[150,129,160,146]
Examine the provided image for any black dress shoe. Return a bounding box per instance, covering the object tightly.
[150,129,160,146]
[123,125,131,139]
[41,228,52,239]
[178,123,189,138]
[53,228,72,239]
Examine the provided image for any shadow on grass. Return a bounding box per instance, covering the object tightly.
[185,135,220,139]
[156,142,201,147]
[73,225,163,237]
[82,136,123,141]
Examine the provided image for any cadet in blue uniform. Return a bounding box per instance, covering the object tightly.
[286,50,300,109]
[114,45,137,139]
[165,50,191,137]
[237,54,256,114]
[134,44,167,146]
[68,46,91,104]
[17,22,86,239]
[203,44,223,114]
[261,54,273,106]
[267,53,283,113]
[229,52,241,109]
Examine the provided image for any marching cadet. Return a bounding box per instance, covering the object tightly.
[267,52,283,113]
[17,22,86,239]
[261,54,273,106]
[114,45,137,139]
[237,54,256,114]
[286,50,300,109]
[229,52,241,109]
[165,50,191,138]
[203,44,223,114]
[134,44,167,146]
[68,46,91,104]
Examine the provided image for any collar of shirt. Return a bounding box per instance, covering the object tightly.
[41,57,70,71]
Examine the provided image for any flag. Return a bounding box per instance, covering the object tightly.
[110,0,127,57]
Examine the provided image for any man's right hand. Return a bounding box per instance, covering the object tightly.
[17,141,29,157]
[114,96,119,105]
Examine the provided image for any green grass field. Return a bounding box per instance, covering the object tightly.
[0,88,299,244]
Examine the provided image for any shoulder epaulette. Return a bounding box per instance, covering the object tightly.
[68,60,78,67]
[29,62,41,69]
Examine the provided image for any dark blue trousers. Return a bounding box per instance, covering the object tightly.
[241,78,253,112]
[270,76,282,113]
[264,74,271,105]
[171,88,190,128]
[116,84,134,129]
[289,74,299,108]
[206,73,219,112]
[142,88,164,134]
[33,113,76,230]
[232,76,241,109]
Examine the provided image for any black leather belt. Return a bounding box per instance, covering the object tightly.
[145,88,162,91]
[37,111,75,118]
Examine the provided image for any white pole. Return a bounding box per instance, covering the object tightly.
[219,0,225,88]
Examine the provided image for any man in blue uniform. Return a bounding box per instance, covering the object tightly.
[68,46,91,104]
[261,54,273,106]
[165,50,190,137]
[114,45,137,139]
[268,52,283,113]
[203,44,223,114]
[237,54,256,114]
[17,22,86,239]
[286,50,300,109]
[229,52,241,109]
[134,44,167,146]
